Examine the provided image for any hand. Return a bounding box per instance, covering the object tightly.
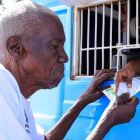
[78,69,114,105]
[85,94,139,140]
[108,94,139,126]
[114,64,135,93]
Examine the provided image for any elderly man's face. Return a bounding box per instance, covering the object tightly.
[22,17,68,89]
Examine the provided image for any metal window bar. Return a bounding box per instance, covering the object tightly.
[136,0,139,44]
[79,9,83,75]
[94,6,98,74]
[75,0,140,78]
[102,4,105,69]
[127,0,130,45]
[110,2,113,69]
[87,7,90,75]
[81,44,139,51]
[118,0,121,44]
[73,6,81,77]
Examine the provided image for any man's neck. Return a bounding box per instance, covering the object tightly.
[2,61,37,99]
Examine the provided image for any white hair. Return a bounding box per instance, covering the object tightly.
[0,1,59,60]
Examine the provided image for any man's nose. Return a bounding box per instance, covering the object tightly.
[58,49,68,63]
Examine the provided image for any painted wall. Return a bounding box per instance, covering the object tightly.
[31,0,140,140]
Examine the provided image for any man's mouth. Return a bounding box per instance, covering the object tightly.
[55,66,64,74]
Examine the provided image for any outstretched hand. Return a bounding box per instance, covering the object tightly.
[79,69,114,105]
[114,65,135,93]
[86,94,139,140]
[110,94,139,126]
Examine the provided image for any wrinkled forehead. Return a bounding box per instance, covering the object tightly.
[22,15,65,52]
[38,15,65,43]
[22,13,65,45]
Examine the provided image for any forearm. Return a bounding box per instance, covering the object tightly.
[126,60,140,75]
[45,100,87,140]
[86,102,114,140]
[86,116,112,140]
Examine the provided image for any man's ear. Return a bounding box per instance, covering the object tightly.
[6,36,26,58]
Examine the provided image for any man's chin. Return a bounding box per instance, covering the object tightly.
[47,83,59,89]
[40,76,64,89]
[42,80,61,89]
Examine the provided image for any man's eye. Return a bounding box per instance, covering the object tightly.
[50,45,58,50]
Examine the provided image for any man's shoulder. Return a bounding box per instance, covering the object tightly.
[0,64,21,101]
[0,64,24,118]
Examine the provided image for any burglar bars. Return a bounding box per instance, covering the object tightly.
[75,0,140,77]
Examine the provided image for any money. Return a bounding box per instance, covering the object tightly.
[102,86,117,101]
[102,77,140,101]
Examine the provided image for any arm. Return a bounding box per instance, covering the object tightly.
[129,59,140,75]
[45,69,114,140]
[86,94,139,140]
[115,59,140,93]
[45,99,88,140]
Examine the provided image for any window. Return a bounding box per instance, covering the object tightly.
[72,0,140,78]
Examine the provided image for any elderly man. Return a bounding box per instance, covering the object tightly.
[0,1,138,140]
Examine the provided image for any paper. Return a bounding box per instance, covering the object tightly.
[102,77,140,101]
[112,77,140,97]
[102,86,117,101]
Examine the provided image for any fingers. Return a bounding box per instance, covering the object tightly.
[117,94,139,106]
[125,70,133,88]
[114,73,120,93]
[126,79,132,88]
[94,70,100,77]
[117,93,130,105]
[127,97,139,119]
[95,69,114,78]
[114,70,127,93]
[128,97,139,106]
[114,68,134,93]
[94,71,114,87]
